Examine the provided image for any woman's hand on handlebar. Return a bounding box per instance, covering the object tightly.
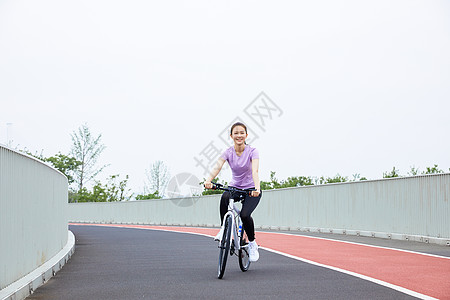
[251,189,260,197]
[204,181,213,189]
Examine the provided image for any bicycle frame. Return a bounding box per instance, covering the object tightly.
[221,196,245,252]
[211,182,252,278]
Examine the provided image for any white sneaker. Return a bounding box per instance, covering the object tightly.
[214,227,224,241]
[248,240,259,262]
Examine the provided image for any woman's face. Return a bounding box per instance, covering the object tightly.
[230,125,248,146]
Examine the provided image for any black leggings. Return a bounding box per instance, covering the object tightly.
[220,190,262,242]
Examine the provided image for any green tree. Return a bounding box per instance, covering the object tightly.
[72,186,104,203]
[71,124,108,192]
[352,174,368,181]
[74,174,132,202]
[383,167,400,178]
[260,171,282,190]
[260,180,273,190]
[281,176,314,187]
[269,171,282,189]
[408,166,419,176]
[315,174,348,184]
[135,191,162,200]
[260,172,315,189]
[422,164,444,174]
[326,174,348,184]
[105,174,132,201]
[71,188,86,203]
[45,153,82,185]
[145,160,170,197]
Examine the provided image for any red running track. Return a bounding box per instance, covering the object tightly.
[71,224,450,300]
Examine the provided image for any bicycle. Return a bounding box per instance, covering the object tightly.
[209,182,254,279]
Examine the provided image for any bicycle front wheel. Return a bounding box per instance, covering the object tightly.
[218,215,232,279]
[238,225,251,272]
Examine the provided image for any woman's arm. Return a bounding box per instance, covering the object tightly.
[204,157,226,189]
[251,158,260,197]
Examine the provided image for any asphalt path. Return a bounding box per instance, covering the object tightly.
[25,225,423,300]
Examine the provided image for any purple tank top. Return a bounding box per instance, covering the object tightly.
[220,145,259,189]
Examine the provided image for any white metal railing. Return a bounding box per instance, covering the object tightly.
[68,173,449,245]
[0,145,68,290]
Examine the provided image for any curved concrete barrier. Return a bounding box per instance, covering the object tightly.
[0,231,75,300]
[0,145,70,299]
[69,173,450,245]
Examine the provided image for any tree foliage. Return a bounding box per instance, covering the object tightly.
[315,174,349,185]
[383,167,400,178]
[72,174,132,202]
[71,124,108,191]
[45,153,82,185]
[260,171,347,190]
[382,164,449,179]
[135,191,162,200]
[422,164,444,174]
[145,160,170,197]
[408,166,419,176]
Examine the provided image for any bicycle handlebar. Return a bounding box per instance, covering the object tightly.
[205,182,254,196]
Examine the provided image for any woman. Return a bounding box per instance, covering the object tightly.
[204,122,262,262]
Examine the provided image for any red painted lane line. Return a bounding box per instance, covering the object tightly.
[70,224,450,299]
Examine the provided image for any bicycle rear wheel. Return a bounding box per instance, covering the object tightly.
[218,215,232,279]
[238,225,251,272]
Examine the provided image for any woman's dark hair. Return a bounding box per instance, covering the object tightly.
[230,122,247,135]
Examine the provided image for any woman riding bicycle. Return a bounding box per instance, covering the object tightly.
[204,122,262,262]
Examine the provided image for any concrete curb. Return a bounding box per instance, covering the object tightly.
[0,231,75,300]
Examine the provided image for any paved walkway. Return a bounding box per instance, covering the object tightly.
[27,224,450,299]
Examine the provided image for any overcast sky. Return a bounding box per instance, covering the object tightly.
[1,0,449,196]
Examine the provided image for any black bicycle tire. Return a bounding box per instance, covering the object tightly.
[218,215,232,279]
[238,224,251,272]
